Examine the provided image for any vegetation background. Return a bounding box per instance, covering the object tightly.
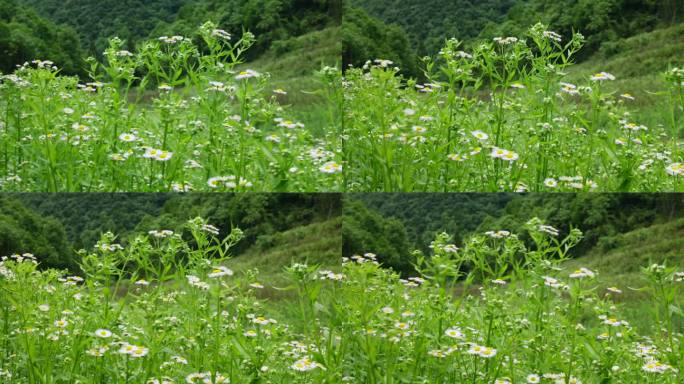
[344,193,684,332]
[1,0,341,76]
[344,0,684,79]
[0,193,341,279]
[0,0,341,120]
[0,0,342,178]
[344,193,684,275]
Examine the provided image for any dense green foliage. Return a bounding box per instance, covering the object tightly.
[0,28,343,192]
[491,0,684,60]
[0,196,74,270]
[16,194,172,250]
[331,232,684,383]
[18,0,339,60]
[480,194,684,255]
[350,0,684,62]
[343,26,684,192]
[2,221,682,382]
[345,194,684,272]
[132,193,341,255]
[2,193,341,271]
[0,223,344,383]
[19,0,184,54]
[353,194,514,252]
[0,0,84,75]
[162,0,340,59]
[342,198,412,273]
[349,0,514,56]
[342,5,418,77]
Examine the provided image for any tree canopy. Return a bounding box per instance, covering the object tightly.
[0,195,75,270]
[17,0,339,60]
[344,194,684,273]
[0,0,84,75]
[349,0,515,56]
[349,0,684,60]
[342,4,418,77]
[3,194,341,272]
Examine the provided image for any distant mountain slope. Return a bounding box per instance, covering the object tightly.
[349,0,515,55]
[354,193,515,248]
[573,22,684,77]
[564,218,684,298]
[228,217,341,284]
[17,0,340,59]
[19,0,186,53]
[557,218,684,332]
[0,195,74,270]
[225,216,341,305]
[342,4,418,77]
[245,26,341,133]
[568,23,684,105]
[351,0,684,59]
[161,0,340,59]
[492,0,684,60]
[0,0,84,74]
[13,193,341,269]
[344,194,684,274]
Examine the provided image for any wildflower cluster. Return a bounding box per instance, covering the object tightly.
[330,229,683,382]
[343,23,684,191]
[1,220,682,382]
[0,21,341,192]
[0,221,344,383]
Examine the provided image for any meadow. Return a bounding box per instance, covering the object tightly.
[2,215,683,383]
[335,221,683,383]
[0,217,343,383]
[0,22,342,192]
[343,23,684,192]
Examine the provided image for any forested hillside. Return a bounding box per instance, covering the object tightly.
[3,0,340,76]
[18,0,340,59]
[349,0,514,56]
[19,0,184,54]
[344,194,684,272]
[342,198,413,273]
[162,0,341,59]
[0,0,84,74]
[491,0,684,60]
[20,0,183,54]
[0,196,74,269]
[349,0,684,66]
[1,194,341,271]
[352,194,514,249]
[342,5,417,76]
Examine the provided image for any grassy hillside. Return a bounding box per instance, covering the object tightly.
[565,218,684,292]
[226,216,341,301]
[112,217,340,317]
[248,27,339,85]
[228,217,341,276]
[245,26,341,136]
[563,218,684,330]
[564,23,684,137]
[131,27,340,136]
[570,23,684,104]
[246,27,340,100]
